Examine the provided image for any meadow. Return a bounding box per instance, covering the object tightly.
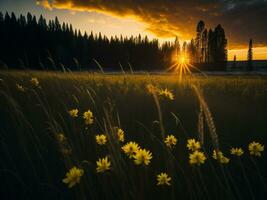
[0,71,267,200]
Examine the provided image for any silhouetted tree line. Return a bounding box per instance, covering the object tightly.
[0,12,228,71]
[174,20,228,70]
[0,12,172,71]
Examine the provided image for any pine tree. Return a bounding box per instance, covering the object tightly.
[212,24,227,68]
[201,29,208,62]
[247,39,253,71]
[174,36,180,61]
[26,12,32,24]
[54,16,61,32]
[188,39,196,63]
[5,12,11,22]
[207,29,213,63]
[196,20,205,63]
[232,55,237,69]
[38,15,47,29]
[19,14,26,27]
[182,41,187,56]
[0,12,3,23]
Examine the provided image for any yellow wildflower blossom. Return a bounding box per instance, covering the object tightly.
[117,128,125,142]
[83,110,93,125]
[16,84,25,92]
[220,156,230,164]
[96,134,107,145]
[157,173,171,186]
[133,148,153,165]
[212,150,223,160]
[249,141,264,157]
[187,139,201,151]
[146,83,158,94]
[158,88,174,100]
[213,150,230,164]
[189,151,206,165]
[30,77,40,87]
[96,156,111,173]
[230,147,244,156]
[62,166,84,188]
[164,135,177,148]
[122,141,140,158]
[57,133,67,143]
[69,109,78,117]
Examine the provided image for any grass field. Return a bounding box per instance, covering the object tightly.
[0,71,267,199]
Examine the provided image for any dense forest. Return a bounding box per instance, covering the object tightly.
[0,12,228,71]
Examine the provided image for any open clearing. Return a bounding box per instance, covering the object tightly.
[0,71,267,199]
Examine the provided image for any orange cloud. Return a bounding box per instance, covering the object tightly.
[36,0,267,49]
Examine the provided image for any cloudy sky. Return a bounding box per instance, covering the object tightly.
[1,0,267,60]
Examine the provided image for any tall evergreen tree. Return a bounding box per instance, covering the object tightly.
[201,29,208,62]
[19,14,26,27]
[214,24,227,63]
[247,39,253,71]
[196,20,205,63]
[26,12,32,25]
[188,39,196,63]
[0,12,3,23]
[182,41,187,56]
[174,36,180,61]
[54,16,61,31]
[232,55,237,69]
[4,12,11,22]
[38,15,47,29]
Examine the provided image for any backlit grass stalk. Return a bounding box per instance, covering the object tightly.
[192,84,219,150]
[151,89,165,140]
[197,104,204,145]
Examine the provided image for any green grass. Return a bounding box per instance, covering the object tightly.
[0,71,267,199]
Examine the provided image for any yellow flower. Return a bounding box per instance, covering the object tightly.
[133,148,153,165]
[16,83,25,92]
[30,77,40,87]
[96,156,111,173]
[164,135,177,148]
[157,173,171,186]
[158,88,174,100]
[83,110,93,125]
[212,150,223,160]
[189,151,206,165]
[249,141,264,157]
[117,128,125,142]
[221,156,230,164]
[213,150,230,164]
[62,166,84,188]
[57,133,67,143]
[146,83,158,94]
[187,139,201,151]
[96,134,107,145]
[122,141,140,158]
[230,147,244,156]
[69,109,78,117]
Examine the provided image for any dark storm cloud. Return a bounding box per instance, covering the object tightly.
[36,0,267,48]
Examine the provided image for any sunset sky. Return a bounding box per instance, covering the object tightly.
[1,0,267,60]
